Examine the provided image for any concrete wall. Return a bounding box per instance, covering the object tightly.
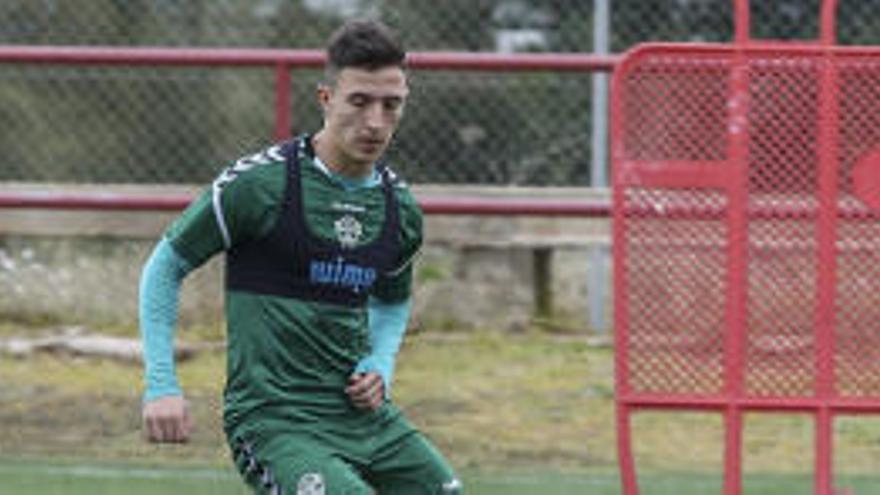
[0,184,612,333]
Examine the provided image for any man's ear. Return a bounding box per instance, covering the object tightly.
[317,84,332,112]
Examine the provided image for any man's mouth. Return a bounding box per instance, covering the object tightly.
[358,138,384,150]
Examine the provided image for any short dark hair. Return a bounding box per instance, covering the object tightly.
[325,19,406,78]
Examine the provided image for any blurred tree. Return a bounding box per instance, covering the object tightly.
[0,1,288,183]
[381,0,495,51]
[827,0,880,45]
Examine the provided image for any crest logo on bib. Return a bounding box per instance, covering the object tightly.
[334,214,363,249]
[296,472,325,495]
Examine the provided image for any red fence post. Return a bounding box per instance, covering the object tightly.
[274,63,292,141]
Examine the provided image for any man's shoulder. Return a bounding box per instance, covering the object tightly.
[212,143,289,201]
[382,165,422,216]
[217,143,287,183]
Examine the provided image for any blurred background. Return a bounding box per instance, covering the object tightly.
[5,0,880,331]
[3,0,880,186]
[4,1,880,493]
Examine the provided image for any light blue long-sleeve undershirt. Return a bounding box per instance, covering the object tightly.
[139,240,412,402]
[139,238,193,402]
[355,297,411,396]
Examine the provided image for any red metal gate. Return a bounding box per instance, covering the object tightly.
[613,1,880,494]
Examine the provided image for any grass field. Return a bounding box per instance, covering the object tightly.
[2,327,880,494]
[4,458,879,494]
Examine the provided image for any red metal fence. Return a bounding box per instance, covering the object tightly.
[614,1,880,494]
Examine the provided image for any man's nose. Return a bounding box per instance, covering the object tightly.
[364,103,384,129]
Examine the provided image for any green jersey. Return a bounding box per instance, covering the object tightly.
[165,136,423,437]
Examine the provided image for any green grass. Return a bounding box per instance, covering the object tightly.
[3,329,880,493]
[3,458,879,495]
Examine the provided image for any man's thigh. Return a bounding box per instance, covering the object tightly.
[367,431,462,495]
[232,433,372,495]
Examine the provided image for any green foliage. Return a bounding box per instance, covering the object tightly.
[382,0,495,51]
[0,0,336,184]
[416,263,447,283]
[393,72,592,185]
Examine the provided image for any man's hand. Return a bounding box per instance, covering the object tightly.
[345,372,385,411]
[142,395,193,443]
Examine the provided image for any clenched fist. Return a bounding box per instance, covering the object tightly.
[345,372,385,411]
[142,395,193,443]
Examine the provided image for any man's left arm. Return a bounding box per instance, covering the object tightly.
[354,296,412,394]
[350,186,423,407]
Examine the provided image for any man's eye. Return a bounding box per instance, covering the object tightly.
[384,99,402,111]
[349,96,369,107]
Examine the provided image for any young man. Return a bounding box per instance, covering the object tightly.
[139,20,462,495]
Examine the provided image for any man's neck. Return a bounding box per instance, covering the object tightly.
[311,131,373,179]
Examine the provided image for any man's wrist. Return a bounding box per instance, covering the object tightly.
[143,386,183,404]
[355,355,395,394]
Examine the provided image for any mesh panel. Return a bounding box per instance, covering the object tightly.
[617,45,880,403]
[745,220,817,397]
[0,65,594,185]
[744,55,820,398]
[5,2,880,52]
[750,0,821,41]
[618,51,730,396]
[392,71,593,185]
[835,56,880,398]
[839,0,880,45]
[7,2,880,185]
[622,54,729,162]
[624,188,727,396]
[0,66,275,183]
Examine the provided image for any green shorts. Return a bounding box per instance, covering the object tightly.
[228,407,461,495]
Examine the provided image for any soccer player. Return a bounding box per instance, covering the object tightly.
[139,19,462,495]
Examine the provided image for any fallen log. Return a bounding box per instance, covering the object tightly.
[0,328,205,363]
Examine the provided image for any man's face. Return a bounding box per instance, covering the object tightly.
[318,66,409,168]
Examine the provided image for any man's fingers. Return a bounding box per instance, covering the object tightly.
[364,376,383,402]
[169,416,183,443]
[178,405,192,442]
[154,416,172,442]
[169,414,190,443]
[347,373,380,397]
[145,416,166,443]
[182,407,194,440]
[142,396,191,443]
[150,416,188,443]
[346,373,384,410]
[163,417,175,442]
[345,374,364,396]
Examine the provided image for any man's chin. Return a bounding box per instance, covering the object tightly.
[353,149,384,164]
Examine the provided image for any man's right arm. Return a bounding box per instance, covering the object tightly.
[139,183,226,444]
[140,238,193,402]
[139,237,195,442]
[139,145,286,443]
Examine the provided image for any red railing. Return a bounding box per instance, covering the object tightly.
[0,189,611,217]
[0,46,618,216]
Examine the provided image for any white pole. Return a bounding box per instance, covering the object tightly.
[588,0,611,334]
[591,0,610,188]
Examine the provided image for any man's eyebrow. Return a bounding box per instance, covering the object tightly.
[346,92,406,101]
